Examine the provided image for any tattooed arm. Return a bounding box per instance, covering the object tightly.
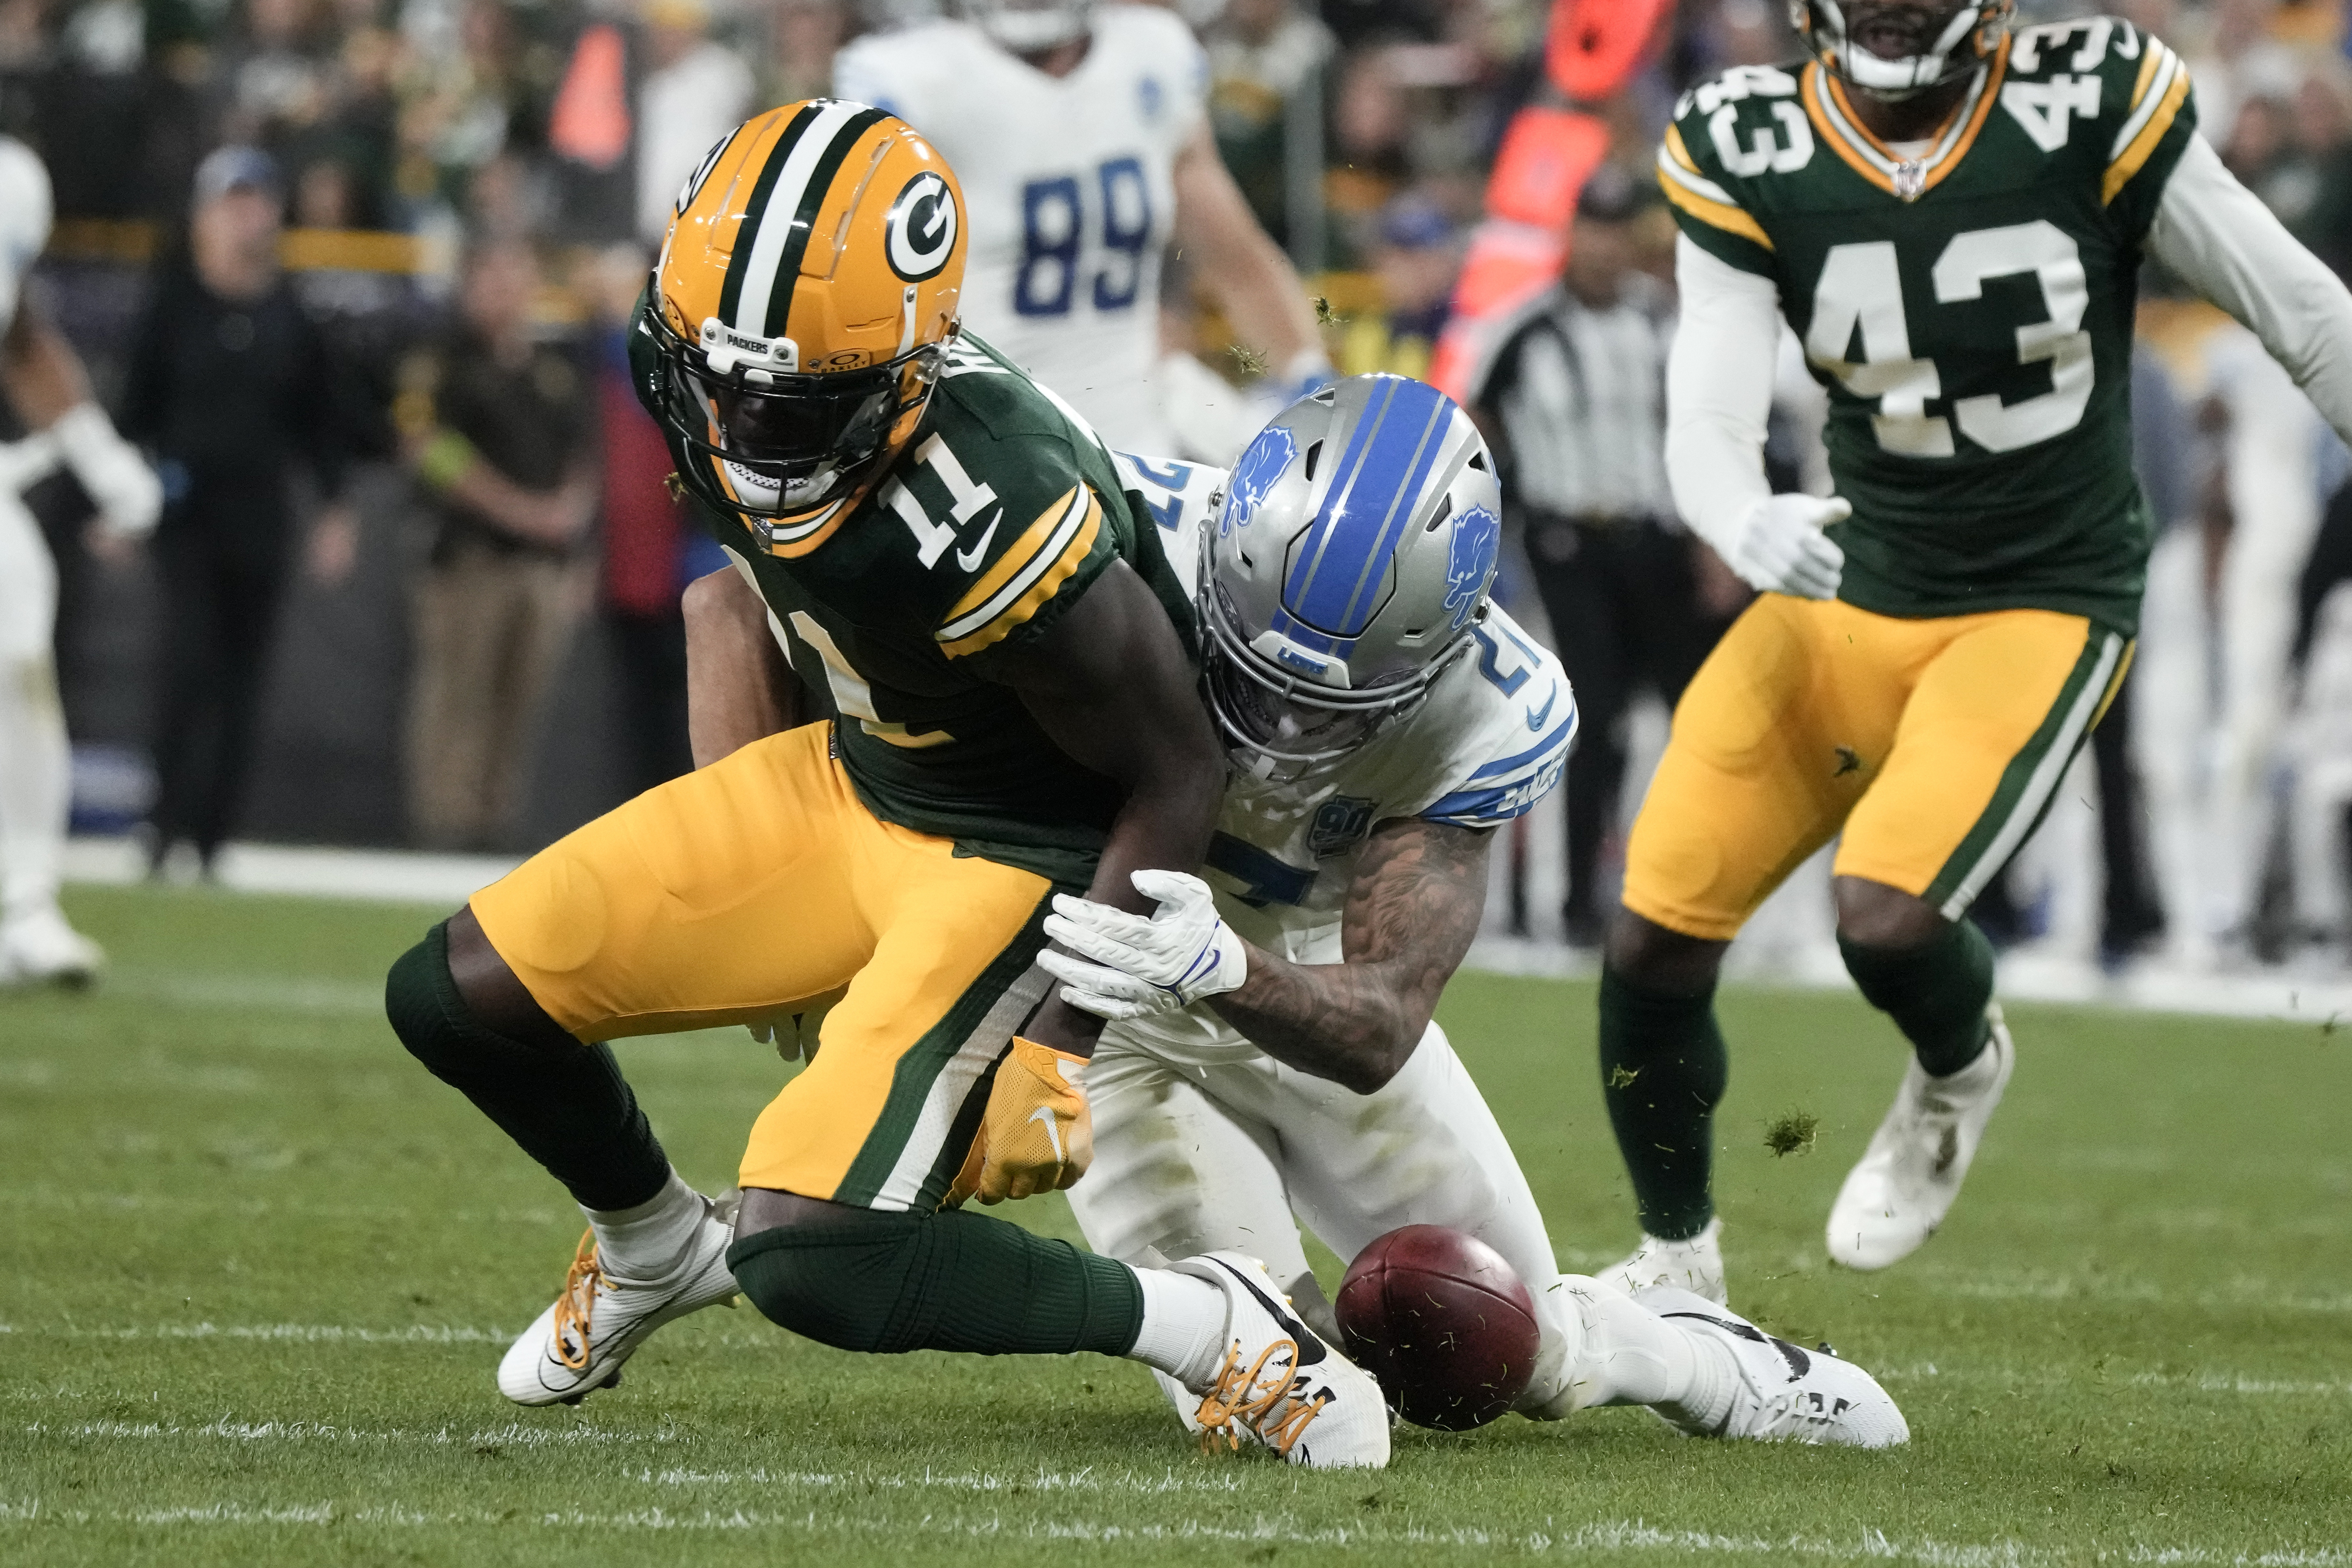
[1206,817,1493,1094]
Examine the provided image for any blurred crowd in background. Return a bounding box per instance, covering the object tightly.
[6,0,2352,976]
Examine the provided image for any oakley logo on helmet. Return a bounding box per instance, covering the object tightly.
[886,172,958,281]
[1442,504,1501,630]
[1219,424,1296,536]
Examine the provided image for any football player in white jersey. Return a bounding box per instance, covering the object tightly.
[0,136,163,985]
[1039,375,1907,1446]
[833,0,1329,456]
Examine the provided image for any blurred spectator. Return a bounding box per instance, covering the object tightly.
[764,0,847,108]
[1326,44,1410,233]
[399,239,595,852]
[634,0,753,247]
[120,146,357,879]
[1335,191,1454,378]
[1464,166,1732,949]
[2291,64,2352,274]
[583,242,720,797]
[1206,0,1334,249]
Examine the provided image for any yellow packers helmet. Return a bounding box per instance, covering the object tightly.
[645,100,965,538]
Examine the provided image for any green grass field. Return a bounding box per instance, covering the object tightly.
[4,884,2350,1566]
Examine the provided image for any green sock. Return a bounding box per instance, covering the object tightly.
[1598,965,1729,1242]
[1838,919,1995,1078]
[728,1205,1144,1357]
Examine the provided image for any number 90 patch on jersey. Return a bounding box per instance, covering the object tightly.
[887,172,959,281]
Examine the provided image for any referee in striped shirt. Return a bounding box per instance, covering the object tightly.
[1467,164,1742,949]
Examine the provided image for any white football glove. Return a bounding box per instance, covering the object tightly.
[52,402,163,537]
[1720,493,1848,600]
[1037,869,1248,1023]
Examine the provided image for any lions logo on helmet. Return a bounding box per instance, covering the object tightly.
[1198,375,1502,777]
[1790,0,2015,101]
[1219,424,1296,536]
[641,100,968,554]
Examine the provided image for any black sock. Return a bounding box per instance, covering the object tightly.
[728,1205,1144,1356]
[384,921,670,1212]
[1838,919,1995,1078]
[1598,965,1728,1241]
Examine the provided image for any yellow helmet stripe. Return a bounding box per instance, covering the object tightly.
[726,101,891,340]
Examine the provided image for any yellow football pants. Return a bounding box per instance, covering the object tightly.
[1622,595,2131,942]
[469,722,1057,1211]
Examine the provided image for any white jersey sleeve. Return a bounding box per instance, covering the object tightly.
[0,137,55,330]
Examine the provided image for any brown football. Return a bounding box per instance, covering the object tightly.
[1334,1224,1541,1431]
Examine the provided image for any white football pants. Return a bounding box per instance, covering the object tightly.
[0,479,68,925]
[1069,1022,1681,1417]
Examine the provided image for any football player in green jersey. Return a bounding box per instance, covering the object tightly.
[382,104,1393,1467]
[1598,1,2352,1302]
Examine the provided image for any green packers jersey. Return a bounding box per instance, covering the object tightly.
[1658,16,2199,630]
[638,323,1194,880]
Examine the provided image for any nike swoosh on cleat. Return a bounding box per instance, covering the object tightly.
[954,511,1001,573]
[1210,1258,1327,1365]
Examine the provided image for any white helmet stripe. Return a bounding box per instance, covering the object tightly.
[732,99,871,338]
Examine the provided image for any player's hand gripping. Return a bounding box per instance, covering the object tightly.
[1038,870,1248,1022]
[1722,493,1849,600]
[956,1037,1093,1204]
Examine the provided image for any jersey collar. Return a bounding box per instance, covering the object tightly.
[1802,35,2009,202]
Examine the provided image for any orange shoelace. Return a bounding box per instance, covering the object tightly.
[1193,1339,1327,1458]
[549,1230,604,1372]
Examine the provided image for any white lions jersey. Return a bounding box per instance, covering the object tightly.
[0,136,55,329]
[1110,452,1577,1068]
[834,6,1206,453]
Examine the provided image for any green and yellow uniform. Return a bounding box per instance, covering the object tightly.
[1634,17,2194,933]
[473,331,1186,1209]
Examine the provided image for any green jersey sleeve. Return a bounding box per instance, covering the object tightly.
[1656,64,1804,279]
[889,357,1128,672]
[2083,21,2199,242]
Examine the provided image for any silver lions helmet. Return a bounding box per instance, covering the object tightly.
[961,0,1097,54]
[1790,0,2013,101]
[1200,374,1503,779]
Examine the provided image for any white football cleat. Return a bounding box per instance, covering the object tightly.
[0,905,104,988]
[497,1191,739,1407]
[1169,1250,1390,1469]
[1637,1285,1909,1448]
[1826,1005,2015,1271]
[1601,1217,1727,1304]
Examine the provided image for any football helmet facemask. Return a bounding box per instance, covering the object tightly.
[1790,0,2014,101]
[646,100,966,547]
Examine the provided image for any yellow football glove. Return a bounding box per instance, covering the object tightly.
[973,1036,1092,1204]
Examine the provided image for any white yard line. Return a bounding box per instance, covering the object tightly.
[1466,935,2352,1026]
[63,838,516,907]
[3,1495,2347,1565]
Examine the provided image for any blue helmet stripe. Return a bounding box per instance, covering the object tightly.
[1281,378,1455,636]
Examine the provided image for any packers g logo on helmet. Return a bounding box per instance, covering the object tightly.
[644,101,968,553]
[886,172,957,282]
